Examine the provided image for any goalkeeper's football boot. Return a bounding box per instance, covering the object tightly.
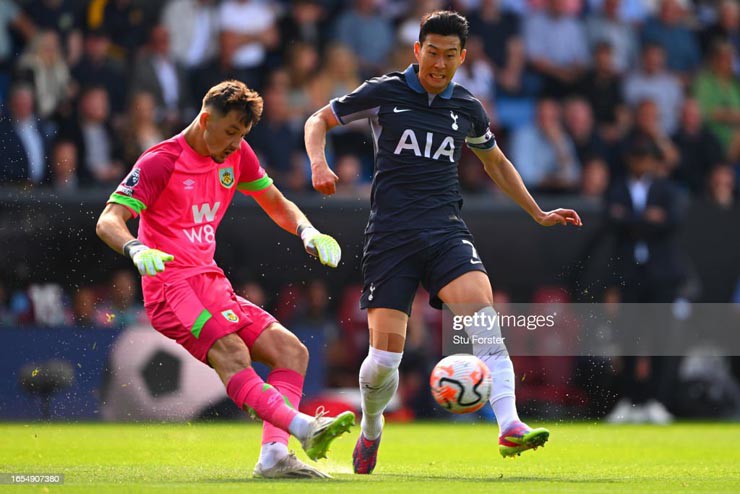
[498,421,550,458]
[253,451,331,479]
[300,407,355,461]
[353,432,382,474]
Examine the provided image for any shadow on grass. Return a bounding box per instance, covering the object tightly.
[377,473,624,484]
[193,474,624,485]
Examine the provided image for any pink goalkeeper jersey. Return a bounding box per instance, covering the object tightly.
[108,134,273,304]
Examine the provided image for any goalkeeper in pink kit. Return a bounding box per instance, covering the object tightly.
[96,80,353,479]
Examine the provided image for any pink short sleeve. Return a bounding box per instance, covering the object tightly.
[107,148,177,218]
[236,140,273,195]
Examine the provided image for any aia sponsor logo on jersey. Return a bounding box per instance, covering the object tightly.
[393,129,455,162]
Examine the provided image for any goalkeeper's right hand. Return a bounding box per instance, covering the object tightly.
[123,239,174,276]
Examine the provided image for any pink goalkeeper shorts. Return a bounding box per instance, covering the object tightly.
[145,272,277,364]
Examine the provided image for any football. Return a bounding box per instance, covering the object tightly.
[430,354,492,414]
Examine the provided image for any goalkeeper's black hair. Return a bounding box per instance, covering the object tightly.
[419,11,469,50]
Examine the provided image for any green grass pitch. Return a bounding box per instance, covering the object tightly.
[1,421,739,493]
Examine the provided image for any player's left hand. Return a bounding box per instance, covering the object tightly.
[535,208,583,227]
[299,226,342,268]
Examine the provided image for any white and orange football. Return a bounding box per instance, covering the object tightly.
[430,354,492,414]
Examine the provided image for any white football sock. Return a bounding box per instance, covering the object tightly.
[258,441,289,469]
[287,412,313,440]
[359,346,403,440]
[464,306,520,433]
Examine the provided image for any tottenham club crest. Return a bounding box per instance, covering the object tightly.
[219,167,235,188]
[450,111,459,131]
[221,310,239,323]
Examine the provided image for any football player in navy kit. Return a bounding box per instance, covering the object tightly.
[305,10,582,473]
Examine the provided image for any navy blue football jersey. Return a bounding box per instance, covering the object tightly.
[330,64,496,233]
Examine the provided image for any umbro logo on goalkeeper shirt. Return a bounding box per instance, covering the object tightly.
[183,179,195,190]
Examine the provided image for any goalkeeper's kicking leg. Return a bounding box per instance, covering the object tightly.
[208,332,354,478]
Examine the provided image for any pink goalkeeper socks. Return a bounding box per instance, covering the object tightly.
[262,369,304,445]
[226,367,298,432]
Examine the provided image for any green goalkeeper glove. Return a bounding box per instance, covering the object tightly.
[298,224,341,268]
[123,239,175,276]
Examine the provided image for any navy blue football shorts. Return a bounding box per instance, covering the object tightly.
[360,228,488,315]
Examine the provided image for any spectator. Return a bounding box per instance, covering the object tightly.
[452,36,496,118]
[622,99,680,178]
[95,0,151,62]
[283,41,319,123]
[641,0,701,80]
[585,0,639,75]
[510,97,581,192]
[0,279,14,326]
[290,279,340,391]
[309,43,361,110]
[671,98,725,194]
[72,285,110,327]
[190,31,248,101]
[577,41,630,144]
[0,0,35,99]
[277,0,329,57]
[396,0,443,47]
[61,85,123,185]
[586,0,652,25]
[624,43,683,136]
[0,84,49,185]
[524,0,590,98]
[236,280,268,309]
[218,0,279,89]
[706,164,736,210]
[308,42,373,170]
[700,0,739,73]
[161,0,219,71]
[607,135,686,293]
[70,28,127,117]
[15,30,72,119]
[334,0,394,79]
[130,24,193,130]
[248,71,303,183]
[604,135,687,424]
[468,0,525,96]
[333,154,371,199]
[563,96,608,165]
[693,40,740,154]
[458,151,490,195]
[28,282,71,326]
[23,0,83,65]
[109,269,144,328]
[580,156,610,200]
[118,91,166,166]
[49,138,78,190]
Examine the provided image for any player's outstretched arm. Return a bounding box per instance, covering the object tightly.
[305,105,340,195]
[96,203,174,276]
[252,184,341,268]
[474,146,583,227]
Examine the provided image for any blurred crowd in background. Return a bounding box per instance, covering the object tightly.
[1,0,740,421]
[0,0,738,201]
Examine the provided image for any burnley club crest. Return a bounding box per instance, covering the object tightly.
[219,167,234,188]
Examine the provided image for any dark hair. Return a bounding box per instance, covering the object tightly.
[419,10,469,49]
[202,80,263,127]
